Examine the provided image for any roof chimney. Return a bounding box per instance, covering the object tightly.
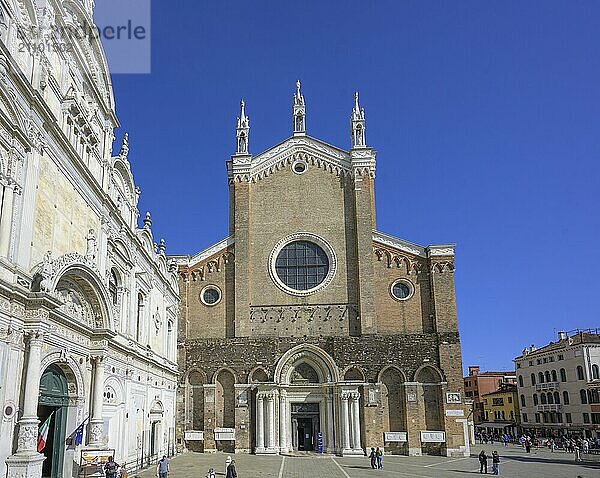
[468,366,480,376]
[558,331,567,341]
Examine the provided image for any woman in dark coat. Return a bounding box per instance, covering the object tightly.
[478,450,488,474]
[226,460,237,478]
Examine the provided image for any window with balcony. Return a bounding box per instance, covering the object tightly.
[535,413,540,423]
[545,371,551,382]
[539,372,544,383]
[547,392,553,404]
[541,394,547,405]
[583,413,590,424]
[590,389,600,404]
[533,394,538,405]
[551,370,557,382]
[592,413,600,425]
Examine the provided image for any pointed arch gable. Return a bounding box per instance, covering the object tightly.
[274,344,339,384]
[211,367,238,384]
[414,364,445,384]
[377,365,408,384]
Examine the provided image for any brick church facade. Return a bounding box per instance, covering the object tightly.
[173,83,470,457]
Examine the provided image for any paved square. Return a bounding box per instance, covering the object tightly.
[137,444,599,478]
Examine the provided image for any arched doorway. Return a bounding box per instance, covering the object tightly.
[38,365,69,478]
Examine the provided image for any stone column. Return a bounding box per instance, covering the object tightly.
[351,392,362,451]
[326,395,335,453]
[266,393,275,451]
[256,394,265,452]
[0,183,14,258]
[6,332,46,478]
[279,390,287,452]
[340,392,351,453]
[88,355,106,447]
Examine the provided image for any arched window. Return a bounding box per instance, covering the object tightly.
[560,368,567,382]
[540,393,547,405]
[593,364,600,380]
[577,366,584,380]
[533,393,539,405]
[590,389,600,404]
[551,370,557,382]
[109,269,119,305]
[580,389,588,404]
[136,292,144,342]
[518,375,524,387]
[520,394,526,406]
[547,392,553,404]
[554,391,560,404]
[545,371,551,383]
[538,372,544,383]
[531,373,536,385]
[563,391,570,405]
[167,320,174,359]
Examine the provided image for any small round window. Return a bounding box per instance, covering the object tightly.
[292,160,307,175]
[200,285,222,306]
[391,279,414,301]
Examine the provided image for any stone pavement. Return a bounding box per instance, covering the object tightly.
[136,444,599,478]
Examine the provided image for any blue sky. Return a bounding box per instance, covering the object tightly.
[108,1,600,373]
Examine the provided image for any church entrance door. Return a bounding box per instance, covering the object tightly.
[290,403,320,452]
[38,364,69,478]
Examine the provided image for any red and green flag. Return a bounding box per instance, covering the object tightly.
[37,412,54,452]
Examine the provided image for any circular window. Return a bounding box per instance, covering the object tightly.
[390,279,414,301]
[292,160,307,175]
[269,233,337,296]
[200,285,222,306]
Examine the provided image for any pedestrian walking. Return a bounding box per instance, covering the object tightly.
[369,447,377,469]
[502,434,509,447]
[156,456,169,478]
[375,447,383,469]
[478,450,488,474]
[226,459,237,478]
[491,451,500,475]
[104,457,119,478]
[119,463,128,478]
[574,443,582,462]
[525,438,531,453]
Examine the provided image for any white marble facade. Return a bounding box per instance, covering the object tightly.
[0,2,178,478]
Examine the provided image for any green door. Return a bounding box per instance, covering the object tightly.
[38,364,69,478]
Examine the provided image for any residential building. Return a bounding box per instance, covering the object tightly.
[464,366,516,425]
[480,383,520,437]
[514,329,600,439]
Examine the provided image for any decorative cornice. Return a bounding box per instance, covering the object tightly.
[372,231,426,258]
[228,136,353,184]
[172,236,234,268]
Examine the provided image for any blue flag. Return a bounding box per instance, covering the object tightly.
[74,422,85,445]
